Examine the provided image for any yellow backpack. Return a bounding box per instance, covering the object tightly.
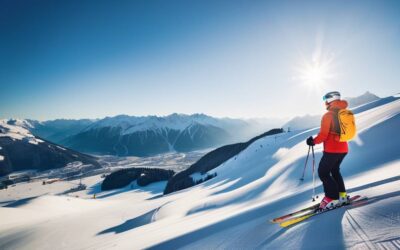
[337,109,356,142]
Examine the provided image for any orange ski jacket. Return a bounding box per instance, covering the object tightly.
[313,100,349,153]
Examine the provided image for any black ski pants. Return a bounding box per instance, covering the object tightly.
[318,152,347,200]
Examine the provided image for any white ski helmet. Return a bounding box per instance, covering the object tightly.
[323,91,341,103]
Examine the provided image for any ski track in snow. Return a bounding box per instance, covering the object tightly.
[0,96,399,249]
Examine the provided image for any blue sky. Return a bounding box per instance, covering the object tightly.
[1,0,399,120]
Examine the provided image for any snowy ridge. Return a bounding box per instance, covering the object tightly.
[0,119,43,145]
[283,91,384,131]
[85,113,247,135]
[0,120,101,176]
[345,91,380,108]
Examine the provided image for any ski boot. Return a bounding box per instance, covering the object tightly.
[339,192,350,205]
[318,196,339,211]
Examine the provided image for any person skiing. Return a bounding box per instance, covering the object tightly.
[306,91,349,210]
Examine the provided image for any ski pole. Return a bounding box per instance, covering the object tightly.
[311,146,318,202]
[300,146,311,181]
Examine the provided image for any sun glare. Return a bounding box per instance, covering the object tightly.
[300,61,330,87]
[293,46,336,90]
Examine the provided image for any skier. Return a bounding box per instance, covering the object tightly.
[306,91,349,210]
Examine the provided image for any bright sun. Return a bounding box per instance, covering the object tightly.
[294,51,336,89]
[302,62,328,85]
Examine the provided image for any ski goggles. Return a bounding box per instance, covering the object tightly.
[323,91,341,103]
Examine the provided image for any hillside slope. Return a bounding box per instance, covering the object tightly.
[0,119,100,176]
[148,94,400,249]
[164,128,284,194]
[0,95,399,250]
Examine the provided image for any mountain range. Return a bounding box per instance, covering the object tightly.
[0,119,100,177]
[25,114,281,157]
[3,92,380,158]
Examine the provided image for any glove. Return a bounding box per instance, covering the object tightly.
[306,136,315,146]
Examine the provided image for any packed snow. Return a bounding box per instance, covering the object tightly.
[0,96,399,249]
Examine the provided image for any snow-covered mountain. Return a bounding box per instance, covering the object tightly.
[28,119,96,144]
[0,119,43,145]
[7,114,281,157]
[282,114,321,131]
[84,113,245,134]
[346,91,380,108]
[0,119,100,176]
[61,114,257,156]
[1,94,399,249]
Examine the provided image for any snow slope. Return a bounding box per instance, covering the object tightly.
[0,119,44,145]
[283,91,382,131]
[0,95,399,249]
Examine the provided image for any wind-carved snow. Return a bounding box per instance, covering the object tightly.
[353,134,364,146]
[356,98,400,133]
[0,95,399,250]
[272,147,290,160]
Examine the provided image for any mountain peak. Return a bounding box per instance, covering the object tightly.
[346,91,380,108]
[361,91,379,98]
